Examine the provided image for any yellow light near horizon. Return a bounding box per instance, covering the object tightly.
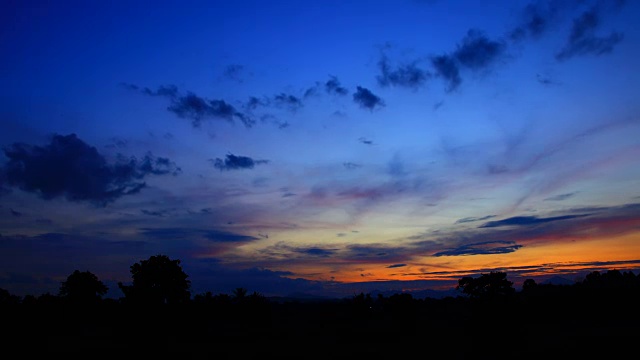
[290,230,640,284]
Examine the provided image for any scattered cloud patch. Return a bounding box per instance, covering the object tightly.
[453,29,506,71]
[210,153,269,171]
[431,54,462,92]
[377,55,430,89]
[124,84,255,128]
[509,0,560,41]
[273,93,304,112]
[556,7,624,61]
[325,75,349,95]
[353,86,385,110]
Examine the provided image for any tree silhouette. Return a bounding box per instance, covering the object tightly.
[59,270,108,304]
[456,271,515,300]
[118,254,191,305]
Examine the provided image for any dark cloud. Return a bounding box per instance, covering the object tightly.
[433,240,523,256]
[556,7,624,61]
[296,247,336,257]
[431,55,461,92]
[124,84,255,128]
[509,0,560,41]
[544,192,578,201]
[455,215,496,224]
[1,134,180,206]
[453,29,506,71]
[377,55,430,89]
[536,73,560,86]
[343,162,362,170]
[203,230,261,243]
[325,75,349,95]
[10,209,22,217]
[479,214,588,228]
[210,153,269,171]
[244,96,269,111]
[273,93,304,112]
[353,86,385,110]
[141,209,170,217]
[139,227,259,243]
[386,263,406,269]
[169,93,253,127]
[358,137,374,145]
[141,84,179,98]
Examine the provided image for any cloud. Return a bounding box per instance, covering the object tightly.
[386,263,406,269]
[479,214,589,228]
[124,84,255,128]
[142,84,179,97]
[273,93,304,112]
[325,75,349,95]
[358,137,374,145]
[509,0,560,41]
[1,133,180,206]
[431,55,461,92]
[210,153,269,171]
[353,86,385,110]
[544,192,578,201]
[169,93,254,127]
[455,215,496,224]
[556,7,624,61]
[139,227,260,243]
[377,55,430,89]
[453,29,506,71]
[433,240,523,256]
[343,162,362,170]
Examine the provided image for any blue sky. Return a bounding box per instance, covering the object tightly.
[1,0,640,298]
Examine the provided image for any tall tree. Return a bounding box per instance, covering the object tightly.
[118,254,191,305]
[59,270,108,304]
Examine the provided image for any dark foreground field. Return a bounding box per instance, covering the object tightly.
[3,288,639,359]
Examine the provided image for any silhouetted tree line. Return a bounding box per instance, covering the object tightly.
[2,254,639,356]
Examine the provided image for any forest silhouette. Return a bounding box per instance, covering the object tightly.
[2,254,639,358]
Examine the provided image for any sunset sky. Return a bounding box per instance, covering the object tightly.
[1,0,640,299]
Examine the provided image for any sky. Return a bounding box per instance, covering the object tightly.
[1,0,640,299]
